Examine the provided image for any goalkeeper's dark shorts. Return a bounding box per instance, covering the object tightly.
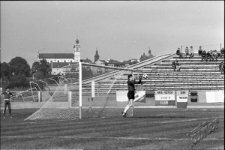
[127,91,135,100]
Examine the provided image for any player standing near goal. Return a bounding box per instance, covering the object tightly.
[122,74,143,118]
[1,88,13,118]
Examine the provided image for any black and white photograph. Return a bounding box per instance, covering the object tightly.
[0,1,224,149]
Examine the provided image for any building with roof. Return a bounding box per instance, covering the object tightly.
[38,39,80,63]
[140,47,154,62]
[37,39,85,75]
[50,62,70,75]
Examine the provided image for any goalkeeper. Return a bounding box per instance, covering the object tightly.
[122,74,143,118]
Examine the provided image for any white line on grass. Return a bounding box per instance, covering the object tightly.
[1,136,223,141]
[152,117,223,124]
[15,116,224,127]
[156,112,178,116]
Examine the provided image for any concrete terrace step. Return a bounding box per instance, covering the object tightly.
[88,85,224,91]
[146,73,224,77]
[99,79,224,83]
[173,56,224,59]
[162,59,224,62]
[106,78,224,84]
[137,72,223,76]
[98,74,224,79]
[98,76,223,82]
[154,63,221,66]
[146,66,220,69]
[139,77,224,80]
[138,71,223,75]
[82,84,224,89]
[148,87,224,91]
[144,67,220,70]
[84,87,225,92]
[82,86,224,92]
[87,83,224,88]
[140,68,221,71]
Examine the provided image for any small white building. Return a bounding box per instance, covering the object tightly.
[50,62,70,75]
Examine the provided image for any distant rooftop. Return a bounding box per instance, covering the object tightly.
[39,53,74,59]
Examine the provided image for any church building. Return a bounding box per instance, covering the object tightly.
[37,39,85,75]
[139,47,154,62]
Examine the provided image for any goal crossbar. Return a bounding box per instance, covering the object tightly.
[81,62,144,72]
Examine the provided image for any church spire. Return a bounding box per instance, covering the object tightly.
[148,46,151,55]
[94,48,100,62]
[73,38,80,62]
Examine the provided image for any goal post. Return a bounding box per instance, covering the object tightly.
[79,61,82,119]
[79,62,144,119]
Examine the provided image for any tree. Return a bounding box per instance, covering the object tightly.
[38,59,52,78]
[34,71,44,80]
[9,57,31,77]
[8,73,30,88]
[0,63,1,78]
[1,62,10,88]
[1,62,10,79]
[31,59,52,79]
[32,61,40,73]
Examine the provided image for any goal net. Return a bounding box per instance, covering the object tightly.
[24,63,80,121]
[80,62,141,118]
[25,62,140,120]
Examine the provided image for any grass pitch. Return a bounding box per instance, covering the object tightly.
[1,108,224,150]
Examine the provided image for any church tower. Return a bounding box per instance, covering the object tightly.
[73,39,80,62]
[148,46,153,57]
[94,48,100,62]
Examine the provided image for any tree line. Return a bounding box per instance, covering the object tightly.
[1,57,52,90]
[1,56,94,90]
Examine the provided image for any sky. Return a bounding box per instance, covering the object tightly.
[1,1,224,66]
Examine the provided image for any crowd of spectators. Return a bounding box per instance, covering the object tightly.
[176,46,194,58]
[185,46,194,58]
[198,47,224,62]
[174,46,224,72]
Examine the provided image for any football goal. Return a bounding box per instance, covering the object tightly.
[25,62,144,120]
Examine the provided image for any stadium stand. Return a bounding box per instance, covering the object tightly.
[82,52,224,94]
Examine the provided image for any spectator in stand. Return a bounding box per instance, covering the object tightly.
[185,47,190,58]
[209,50,214,61]
[172,60,176,71]
[206,51,212,61]
[172,60,180,71]
[220,48,224,57]
[201,50,207,61]
[215,50,220,61]
[219,61,224,74]
[175,60,181,71]
[198,46,202,56]
[176,48,183,58]
[189,46,194,58]
[211,50,218,61]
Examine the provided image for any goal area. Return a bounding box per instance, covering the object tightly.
[25,62,140,120]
